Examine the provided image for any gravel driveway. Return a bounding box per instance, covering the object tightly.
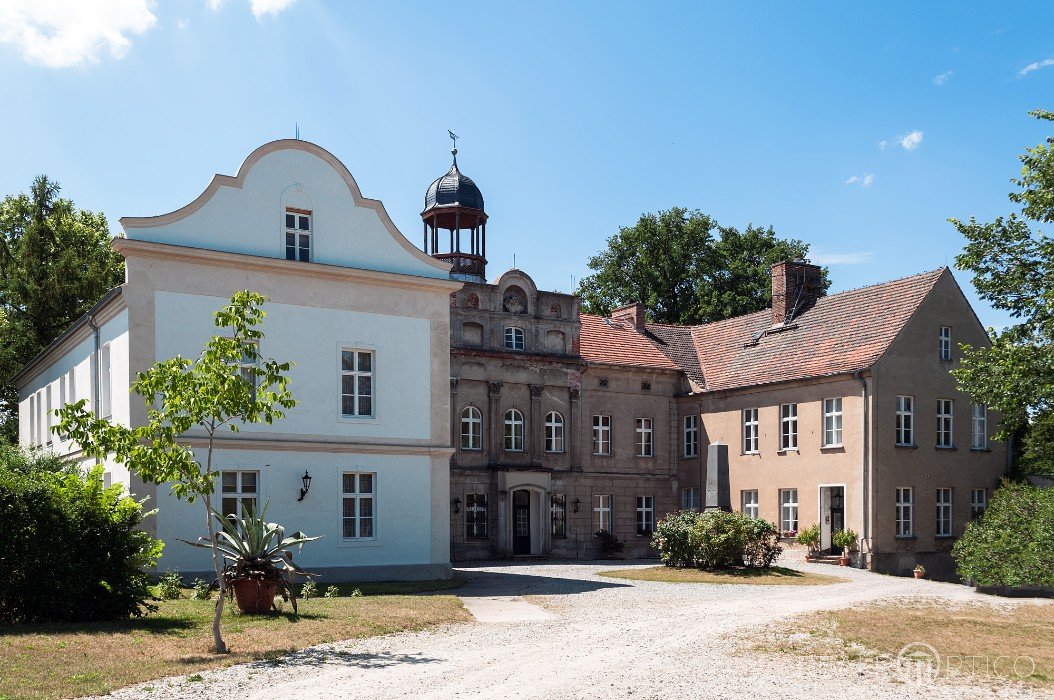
[102,560,1050,700]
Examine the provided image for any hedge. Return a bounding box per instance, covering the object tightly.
[651,509,782,570]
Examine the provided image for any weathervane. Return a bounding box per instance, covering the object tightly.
[448,129,458,164]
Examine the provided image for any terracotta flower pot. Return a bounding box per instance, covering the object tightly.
[805,555,817,563]
[838,556,850,566]
[232,577,277,613]
[913,570,925,579]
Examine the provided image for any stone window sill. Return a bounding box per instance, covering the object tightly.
[895,443,919,450]
[935,446,957,451]
[971,447,992,453]
[895,535,917,540]
[820,444,844,451]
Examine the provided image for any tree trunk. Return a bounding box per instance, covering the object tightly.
[205,430,228,654]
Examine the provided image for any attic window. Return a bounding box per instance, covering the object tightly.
[641,381,651,391]
[285,209,311,262]
[598,378,609,388]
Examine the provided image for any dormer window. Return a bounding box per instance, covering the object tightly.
[504,326,525,351]
[285,209,311,262]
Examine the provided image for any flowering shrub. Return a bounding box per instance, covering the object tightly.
[652,509,782,570]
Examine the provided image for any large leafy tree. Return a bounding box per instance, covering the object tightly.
[951,109,1054,474]
[576,208,828,324]
[59,291,296,653]
[0,176,124,443]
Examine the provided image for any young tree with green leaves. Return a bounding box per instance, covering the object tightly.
[576,207,828,324]
[58,291,296,653]
[0,176,124,443]
[951,110,1054,474]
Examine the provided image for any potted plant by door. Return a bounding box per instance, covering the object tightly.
[188,503,319,613]
[831,529,858,566]
[795,524,822,562]
[913,564,926,579]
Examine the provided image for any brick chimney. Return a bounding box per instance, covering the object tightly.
[611,302,646,329]
[771,260,823,326]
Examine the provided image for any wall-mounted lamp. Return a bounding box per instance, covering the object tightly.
[298,470,312,501]
[573,498,581,513]
[451,497,461,514]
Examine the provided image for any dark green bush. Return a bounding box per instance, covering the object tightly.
[594,529,625,556]
[953,479,1054,588]
[0,455,163,623]
[652,509,782,570]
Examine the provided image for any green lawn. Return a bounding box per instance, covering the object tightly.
[0,580,467,700]
[598,565,848,585]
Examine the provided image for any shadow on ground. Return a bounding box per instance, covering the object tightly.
[453,561,633,596]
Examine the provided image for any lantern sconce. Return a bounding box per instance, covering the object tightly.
[452,497,461,514]
[573,498,581,513]
[298,470,312,501]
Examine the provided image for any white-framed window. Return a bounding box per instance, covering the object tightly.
[742,489,759,519]
[545,411,565,453]
[970,488,987,520]
[937,399,954,448]
[681,487,700,510]
[460,406,482,450]
[939,325,952,361]
[779,488,798,533]
[593,494,612,533]
[234,341,258,403]
[504,327,525,351]
[936,487,953,537]
[466,493,488,539]
[45,384,53,446]
[341,472,375,539]
[504,408,524,451]
[28,393,36,447]
[100,343,112,418]
[341,349,374,417]
[550,493,567,538]
[683,414,699,457]
[742,408,759,454]
[823,398,843,447]
[285,208,311,262]
[896,395,914,446]
[896,487,913,537]
[972,404,988,450]
[780,404,798,450]
[592,415,611,455]
[635,418,654,457]
[221,470,258,519]
[636,495,654,536]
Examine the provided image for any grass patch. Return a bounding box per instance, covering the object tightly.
[757,602,1054,688]
[598,566,848,586]
[0,580,469,700]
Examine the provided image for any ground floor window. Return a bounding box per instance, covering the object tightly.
[466,493,488,539]
[636,496,654,536]
[779,488,798,534]
[936,488,953,537]
[593,494,612,533]
[970,488,987,520]
[681,487,700,510]
[896,487,913,537]
[550,493,567,538]
[342,472,375,539]
[221,470,258,519]
[742,489,759,519]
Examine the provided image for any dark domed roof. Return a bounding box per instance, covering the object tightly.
[424,153,484,212]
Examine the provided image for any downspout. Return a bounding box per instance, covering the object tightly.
[89,315,101,419]
[853,369,869,569]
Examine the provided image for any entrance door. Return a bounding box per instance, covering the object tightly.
[828,486,845,555]
[512,490,531,555]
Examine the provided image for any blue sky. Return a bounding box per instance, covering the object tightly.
[2,2,1053,329]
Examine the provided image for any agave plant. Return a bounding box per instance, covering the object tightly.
[186,501,319,613]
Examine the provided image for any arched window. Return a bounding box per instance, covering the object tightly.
[504,327,525,351]
[545,411,564,453]
[504,408,524,452]
[461,406,482,450]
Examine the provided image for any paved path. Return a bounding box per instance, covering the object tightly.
[103,561,1050,700]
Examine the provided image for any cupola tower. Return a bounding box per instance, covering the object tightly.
[421,132,487,282]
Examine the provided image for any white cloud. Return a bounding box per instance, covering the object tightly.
[1019,58,1054,77]
[207,0,299,18]
[0,0,157,68]
[932,70,953,86]
[845,173,874,187]
[899,130,923,150]
[878,139,888,150]
[812,251,876,265]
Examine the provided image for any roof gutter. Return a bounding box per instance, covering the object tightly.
[853,369,870,568]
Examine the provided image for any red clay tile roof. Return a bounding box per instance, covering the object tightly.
[645,322,705,385]
[689,268,947,392]
[579,314,681,371]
